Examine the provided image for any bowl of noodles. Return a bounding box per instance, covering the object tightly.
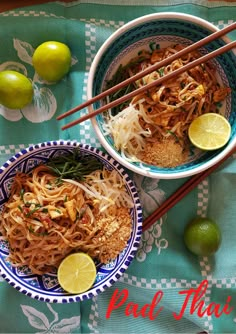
[0,140,142,303]
[87,12,236,179]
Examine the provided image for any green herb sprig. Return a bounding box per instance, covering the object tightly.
[46,147,102,183]
[28,226,49,237]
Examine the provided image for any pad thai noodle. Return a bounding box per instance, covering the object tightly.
[103,43,231,167]
[0,162,133,275]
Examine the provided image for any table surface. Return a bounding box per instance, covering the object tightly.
[0,0,73,12]
[0,1,236,334]
[0,0,235,12]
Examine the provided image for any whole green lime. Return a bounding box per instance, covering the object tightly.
[32,41,71,82]
[0,70,33,109]
[184,217,221,256]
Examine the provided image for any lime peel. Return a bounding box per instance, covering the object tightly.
[184,217,222,256]
[0,70,33,109]
[32,41,72,82]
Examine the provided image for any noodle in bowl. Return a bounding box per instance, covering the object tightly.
[87,13,236,179]
[0,141,142,303]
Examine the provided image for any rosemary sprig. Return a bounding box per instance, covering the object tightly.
[46,147,102,183]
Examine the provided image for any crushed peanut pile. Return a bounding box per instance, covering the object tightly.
[138,138,189,167]
[92,207,132,263]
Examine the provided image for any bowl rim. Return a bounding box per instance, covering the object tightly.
[0,140,143,303]
[87,12,235,179]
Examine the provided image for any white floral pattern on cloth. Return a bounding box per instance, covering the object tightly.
[21,303,80,333]
[0,39,78,123]
[133,175,168,262]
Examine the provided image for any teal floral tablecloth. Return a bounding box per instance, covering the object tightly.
[0,1,236,333]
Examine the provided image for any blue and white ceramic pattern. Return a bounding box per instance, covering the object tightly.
[87,13,236,179]
[0,141,143,303]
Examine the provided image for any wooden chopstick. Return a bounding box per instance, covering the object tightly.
[61,40,236,130]
[58,22,236,130]
[142,147,236,232]
[58,22,235,121]
[61,40,235,130]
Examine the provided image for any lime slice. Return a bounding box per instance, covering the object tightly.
[188,113,231,150]
[58,253,97,294]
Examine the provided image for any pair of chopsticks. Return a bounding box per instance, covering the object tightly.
[58,22,236,130]
[142,146,236,231]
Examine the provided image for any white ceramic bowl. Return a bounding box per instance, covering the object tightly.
[0,141,142,303]
[87,12,236,179]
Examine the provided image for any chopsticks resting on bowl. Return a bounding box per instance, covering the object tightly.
[142,146,236,232]
[58,22,236,130]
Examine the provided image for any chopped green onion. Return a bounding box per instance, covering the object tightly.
[20,189,24,200]
[149,41,156,51]
[167,130,179,142]
[18,205,23,212]
[158,68,164,77]
[25,206,41,217]
[28,226,48,236]
[46,147,102,183]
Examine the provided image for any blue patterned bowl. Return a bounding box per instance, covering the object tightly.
[87,12,236,179]
[0,141,142,303]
